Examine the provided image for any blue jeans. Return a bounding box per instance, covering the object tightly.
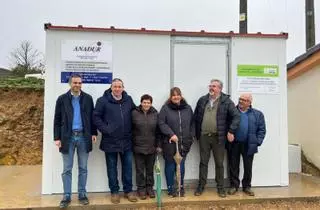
[105,150,133,194]
[61,135,89,199]
[164,158,185,193]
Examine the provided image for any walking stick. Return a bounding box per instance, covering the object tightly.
[155,154,162,207]
[173,139,183,197]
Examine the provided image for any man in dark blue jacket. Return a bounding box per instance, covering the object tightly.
[93,78,137,204]
[227,93,266,196]
[54,74,97,208]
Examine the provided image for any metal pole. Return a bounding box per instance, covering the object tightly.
[239,0,248,34]
[306,0,315,50]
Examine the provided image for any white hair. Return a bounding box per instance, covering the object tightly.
[210,79,223,89]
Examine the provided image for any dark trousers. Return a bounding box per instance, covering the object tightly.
[227,141,254,189]
[134,153,155,191]
[199,134,225,189]
[105,150,133,194]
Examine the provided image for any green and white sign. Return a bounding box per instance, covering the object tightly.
[237,64,279,94]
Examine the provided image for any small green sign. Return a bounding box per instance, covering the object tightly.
[237,65,279,77]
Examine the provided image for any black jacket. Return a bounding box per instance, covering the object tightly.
[194,92,240,142]
[132,106,161,154]
[93,89,135,153]
[158,100,195,161]
[53,90,97,154]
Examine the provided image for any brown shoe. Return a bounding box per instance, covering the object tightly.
[146,187,155,198]
[137,190,147,200]
[227,187,238,195]
[194,185,204,196]
[243,188,255,196]
[111,193,120,204]
[124,192,138,202]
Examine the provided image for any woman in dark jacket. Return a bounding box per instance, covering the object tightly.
[158,87,195,197]
[132,94,161,200]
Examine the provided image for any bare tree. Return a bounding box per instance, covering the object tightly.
[9,41,43,76]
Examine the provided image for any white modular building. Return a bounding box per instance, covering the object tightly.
[42,24,288,194]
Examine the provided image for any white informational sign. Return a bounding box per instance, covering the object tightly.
[237,64,279,94]
[61,40,112,84]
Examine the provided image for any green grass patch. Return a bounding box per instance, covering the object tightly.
[0,77,44,89]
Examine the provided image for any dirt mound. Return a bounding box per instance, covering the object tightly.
[0,88,43,165]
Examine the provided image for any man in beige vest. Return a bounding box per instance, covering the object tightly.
[194,79,240,198]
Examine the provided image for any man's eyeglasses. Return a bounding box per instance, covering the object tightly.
[72,82,82,85]
[239,98,250,102]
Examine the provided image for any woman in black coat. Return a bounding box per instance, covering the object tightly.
[132,94,161,200]
[158,87,195,197]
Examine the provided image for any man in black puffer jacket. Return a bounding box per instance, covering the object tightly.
[93,78,137,204]
[194,79,240,198]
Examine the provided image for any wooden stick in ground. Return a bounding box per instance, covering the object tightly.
[174,140,182,197]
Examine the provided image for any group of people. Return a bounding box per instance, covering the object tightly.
[54,74,266,208]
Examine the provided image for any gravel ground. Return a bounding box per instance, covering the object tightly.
[157,200,320,210]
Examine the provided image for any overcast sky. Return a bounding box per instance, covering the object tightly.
[0,0,319,69]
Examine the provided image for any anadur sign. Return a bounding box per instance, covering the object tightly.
[61,40,113,84]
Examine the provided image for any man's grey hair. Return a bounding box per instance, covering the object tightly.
[111,78,124,88]
[210,79,223,89]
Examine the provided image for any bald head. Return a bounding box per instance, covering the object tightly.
[240,93,252,103]
[238,93,252,111]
